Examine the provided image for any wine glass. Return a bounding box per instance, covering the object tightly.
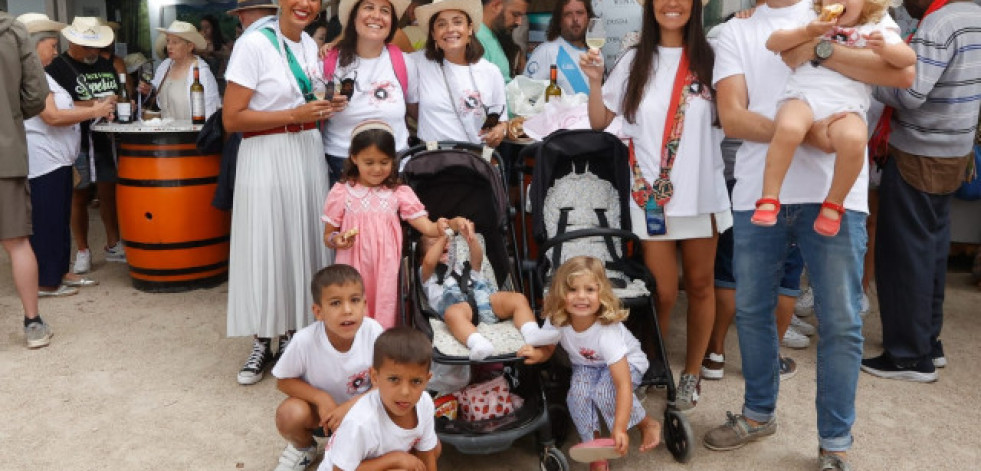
[586,18,606,66]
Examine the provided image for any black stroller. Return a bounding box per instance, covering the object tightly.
[398,142,570,471]
[520,129,694,463]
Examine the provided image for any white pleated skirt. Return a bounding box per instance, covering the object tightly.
[628,203,733,241]
[226,129,332,338]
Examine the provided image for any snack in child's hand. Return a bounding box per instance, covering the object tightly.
[818,4,844,21]
[342,228,359,240]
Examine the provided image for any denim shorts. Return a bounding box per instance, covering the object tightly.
[434,277,498,324]
[714,181,803,296]
[73,150,117,189]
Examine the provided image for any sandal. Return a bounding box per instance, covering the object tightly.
[570,438,620,463]
[813,201,846,237]
[751,198,781,226]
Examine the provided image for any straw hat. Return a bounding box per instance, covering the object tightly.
[98,18,121,31]
[154,21,207,59]
[16,13,67,34]
[415,0,482,34]
[228,0,279,13]
[124,52,149,74]
[61,17,115,48]
[338,0,411,27]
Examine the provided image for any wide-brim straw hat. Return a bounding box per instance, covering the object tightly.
[124,52,149,74]
[338,0,411,27]
[61,16,114,48]
[228,0,279,13]
[416,0,483,35]
[154,21,207,59]
[16,13,67,34]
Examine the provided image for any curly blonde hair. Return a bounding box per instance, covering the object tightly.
[543,256,628,327]
[813,0,891,26]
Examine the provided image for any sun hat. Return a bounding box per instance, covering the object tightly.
[338,0,411,27]
[415,0,483,34]
[154,21,208,59]
[61,17,115,48]
[124,52,150,74]
[16,13,67,34]
[98,18,122,31]
[228,0,279,13]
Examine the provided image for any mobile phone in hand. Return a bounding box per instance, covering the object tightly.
[481,112,501,131]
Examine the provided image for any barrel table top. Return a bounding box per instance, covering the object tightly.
[92,122,203,133]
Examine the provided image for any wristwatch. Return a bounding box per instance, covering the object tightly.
[811,39,834,67]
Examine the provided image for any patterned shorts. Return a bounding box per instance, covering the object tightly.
[434,277,498,325]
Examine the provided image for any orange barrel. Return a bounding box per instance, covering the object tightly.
[115,131,231,292]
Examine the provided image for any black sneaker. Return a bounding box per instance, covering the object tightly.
[274,333,293,362]
[779,356,797,381]
[861,354,937,382]
[238,338,273,385]
[931,339,947,368]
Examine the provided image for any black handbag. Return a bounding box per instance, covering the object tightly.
[196,108,224,154]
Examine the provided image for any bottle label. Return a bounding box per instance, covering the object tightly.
[191,92,205,120]
[117,102,132,122]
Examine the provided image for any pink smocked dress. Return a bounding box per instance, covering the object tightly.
[322,183,428,328]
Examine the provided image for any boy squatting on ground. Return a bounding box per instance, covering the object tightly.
[420,217,560,360]
[271,264,385,471]
[318,327,441,471]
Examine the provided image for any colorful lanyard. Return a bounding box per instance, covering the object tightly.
[628,50,698,208]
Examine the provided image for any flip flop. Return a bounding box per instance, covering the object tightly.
[570,438,621,463]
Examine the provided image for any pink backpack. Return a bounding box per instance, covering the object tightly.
[323,44,409,96]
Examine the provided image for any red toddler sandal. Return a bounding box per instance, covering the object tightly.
[814,201,846,237]
[751,198,781,226]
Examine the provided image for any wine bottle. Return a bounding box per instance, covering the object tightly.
[545,64,562,103]
[190,62,205,124]
[116,73,132,123]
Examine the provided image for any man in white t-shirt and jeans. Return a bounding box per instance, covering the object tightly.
[702,0,914,469]
[523,0,593,95]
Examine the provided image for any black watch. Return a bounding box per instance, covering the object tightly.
[811,39,833,67]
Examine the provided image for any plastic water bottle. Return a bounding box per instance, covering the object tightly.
[646,199,666,236]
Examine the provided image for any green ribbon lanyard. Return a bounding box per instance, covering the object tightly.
[259,27,313,102]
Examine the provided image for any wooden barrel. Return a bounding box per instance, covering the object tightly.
[116,131,231,292]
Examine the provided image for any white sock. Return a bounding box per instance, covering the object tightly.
[466,333,495,361]
[520,322,561,347]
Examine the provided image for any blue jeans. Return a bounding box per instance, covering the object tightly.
[732,206,865,452]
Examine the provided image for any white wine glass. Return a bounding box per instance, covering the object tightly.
[586,18,606,66]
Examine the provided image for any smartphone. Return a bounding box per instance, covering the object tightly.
[325,80,335,101]
[481,112,501,131]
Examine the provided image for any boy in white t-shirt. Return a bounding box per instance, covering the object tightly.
[318,327,440,471]
[270,264,384,471]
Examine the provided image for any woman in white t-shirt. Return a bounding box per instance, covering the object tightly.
[20,14,112,296]
[223,0,335,386]
[407,0,508,147]
[322,0,414,184]
[582,0,729,411]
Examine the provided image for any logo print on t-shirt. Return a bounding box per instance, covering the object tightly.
[369,80,397,106]
[347,369,371,394]
[827,27,861,47]
[410,437,421,450]
[459,90,483,115]
[579,348,599,362]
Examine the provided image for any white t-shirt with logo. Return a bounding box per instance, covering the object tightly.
[410,52,508,145]
[26,74,80,179]
[603,47,730,217]
[224,23,319,112]
[524,38,589,95]
[543,318,649,374]
[712,0,868,213]
[271,317,383,404]
[323,48,417,156]
[318,388,438,471]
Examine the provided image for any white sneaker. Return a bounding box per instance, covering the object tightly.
[795,286,813,316]
[790,314,816,336]
[859,292,870,317]
[781,327,810,349]
[104,241,127,263]
[72,249,92,274]
[273,443,317,471]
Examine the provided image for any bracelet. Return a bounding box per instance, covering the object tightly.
[327,231,340,246]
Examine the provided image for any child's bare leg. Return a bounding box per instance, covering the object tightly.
[760,99,814,209]
[445,303,495,360]
[637,416,662,451]
[823,113,868,219]
[275,397,320,449]
[491,292,560,346]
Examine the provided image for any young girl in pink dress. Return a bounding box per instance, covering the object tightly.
[322,120,450,328]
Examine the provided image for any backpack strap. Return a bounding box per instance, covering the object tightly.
[448,262,480,327]
[323,44,408,97]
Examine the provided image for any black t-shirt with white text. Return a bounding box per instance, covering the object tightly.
[46,53,119,154]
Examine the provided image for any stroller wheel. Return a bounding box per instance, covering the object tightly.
[663,409,694,463]
[548,403,572,448]
[540,446,569,471]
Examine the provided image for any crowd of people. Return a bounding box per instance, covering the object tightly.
[2,0,980,470]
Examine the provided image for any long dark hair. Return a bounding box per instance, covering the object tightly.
[336,0,399,67]
[201,15,226,51]
[545,0,595,42]
[621,0,714,124]
[424,10,484,64]
[341,128,401,188]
